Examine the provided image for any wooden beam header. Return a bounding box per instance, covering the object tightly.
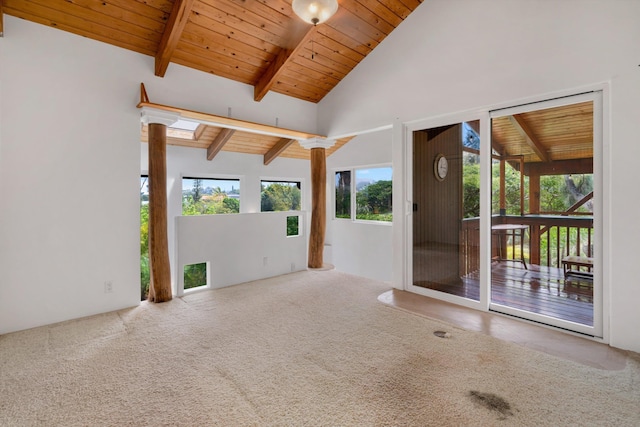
[137,87,324,142]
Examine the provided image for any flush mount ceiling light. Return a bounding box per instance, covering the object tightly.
[292,0,339,25]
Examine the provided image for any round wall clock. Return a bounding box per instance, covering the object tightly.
[434,153,448,181]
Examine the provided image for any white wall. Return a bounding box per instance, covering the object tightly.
[318,0,640,352]
[326,128,393,281]
[176,212,307,292]
[141,145,311,293]
[0,16,316,334]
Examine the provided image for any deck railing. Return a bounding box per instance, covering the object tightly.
[460,215,594,275]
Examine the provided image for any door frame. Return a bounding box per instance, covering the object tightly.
[394,84,610,341]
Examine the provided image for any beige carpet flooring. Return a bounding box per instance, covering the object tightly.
[1,270,639,426]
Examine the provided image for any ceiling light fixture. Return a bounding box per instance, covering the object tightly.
[292,0,338,26]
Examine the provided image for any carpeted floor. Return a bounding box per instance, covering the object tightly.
[1,270,639,426]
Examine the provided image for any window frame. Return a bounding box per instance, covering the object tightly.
[180,174,242,216]
[333,164,393,224]
[259,178,304,213]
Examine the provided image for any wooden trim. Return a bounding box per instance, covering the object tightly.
[147,123,173,303]
[254,25,316,102]
[264,138,296,165]
[155,0,196,77]
[308,147,326,268]
[140,83,149,104]
[207,128,235,161]
[0,0,4,38]
[510,114,550,162]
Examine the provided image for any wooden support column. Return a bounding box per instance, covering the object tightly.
[309,147,326,268]
[142,108,178,302]
[300,138,335,269]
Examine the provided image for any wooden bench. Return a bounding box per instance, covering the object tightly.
[561,255,593,279]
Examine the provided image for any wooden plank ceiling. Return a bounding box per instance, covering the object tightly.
[3,0,421,161]
[491,101,594,166]
[3,0,423,103]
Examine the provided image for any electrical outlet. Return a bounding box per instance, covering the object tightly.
[104,281,113,293]
[291,262,296,272]
[263,257,268,266]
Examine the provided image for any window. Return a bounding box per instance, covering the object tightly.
[335,167,392,222]
[286,215,300,237]
[182,177,240,215]
[260,180,301,212]
[335,171,351,219]
[184,262,208,290]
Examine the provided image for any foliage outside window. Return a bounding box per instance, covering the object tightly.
[336,167,392,222]
[287,216,300,237]
[335,171,351,219]
[140,176,150,300]
[182,177,240,215]
[184,262,207,290]
[261,181,301,211]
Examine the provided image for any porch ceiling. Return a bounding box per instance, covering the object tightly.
[491,101,594,164]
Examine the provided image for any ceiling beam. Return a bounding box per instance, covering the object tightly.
[207,128,235,161]
[523,158,593,176]
[509,114,550,162]
[193,124,207,141]
[254,25,316,102]
[264,138,296,165]
[155,0,195,77]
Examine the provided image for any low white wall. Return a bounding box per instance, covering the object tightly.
[175,212,307,291]
[142,145,312,292]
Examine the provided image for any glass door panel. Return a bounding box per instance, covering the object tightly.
[412,121,481,301]
[489,94,601,336]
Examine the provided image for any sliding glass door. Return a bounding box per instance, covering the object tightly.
[406,92,603,337]
[488,93,602,336]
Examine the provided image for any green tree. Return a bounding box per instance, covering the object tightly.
[192,179,203,203]
[335,171,351,218]
[261,183,301,211]
[356,180,392,221]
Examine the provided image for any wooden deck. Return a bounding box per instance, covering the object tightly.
[415,262,594,327]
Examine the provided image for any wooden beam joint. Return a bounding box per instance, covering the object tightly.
[207,128,235,161]
[155,0,195,77]
[264,138,296,165]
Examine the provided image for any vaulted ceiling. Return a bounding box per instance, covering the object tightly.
[2,0,424,103]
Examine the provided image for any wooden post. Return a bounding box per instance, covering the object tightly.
[308,147,326,268]
[529,174,541,265]
[148,122,173,302]
[499,158,506,216]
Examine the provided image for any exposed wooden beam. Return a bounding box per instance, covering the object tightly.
[264,138,296,165]
[523,158,593,176]
[509,114,550,162]
[155,0,195,77]
[0,0,4,37]
[207,128,235,161]
[254,25,316,102]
